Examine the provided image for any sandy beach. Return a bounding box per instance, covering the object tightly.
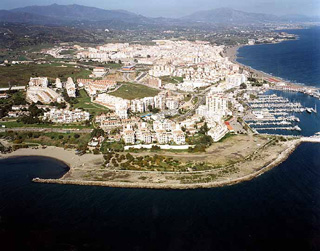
[0,135,304,190]
[225,44,320,91]
[0,146,105,171]
[2,135,319,189]
[31,139,302,190]
[225,44,284,80]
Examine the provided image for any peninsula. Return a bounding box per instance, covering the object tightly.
[1,22,319,190]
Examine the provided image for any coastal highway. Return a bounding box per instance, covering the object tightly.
[0,128,93,134]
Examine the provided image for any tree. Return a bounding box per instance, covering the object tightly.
[29,103,43,117]
[91,128,105,138]
[199,122,209,134]
[240,83,247,89]
[126,153,134,161]
[151,108,160,114]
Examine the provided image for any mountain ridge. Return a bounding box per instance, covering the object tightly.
[0,4,318,27]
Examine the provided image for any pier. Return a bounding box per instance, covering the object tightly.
[254,126,301,131]
[245,93,317,134]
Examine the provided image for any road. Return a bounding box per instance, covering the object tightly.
[175,86,211,121]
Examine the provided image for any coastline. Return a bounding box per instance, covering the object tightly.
[1,33,319,190]
[226,44,287,82]
[31,139,302,190]
[0,146,105,170]
[1,137,310,190]
[225,43,319,92]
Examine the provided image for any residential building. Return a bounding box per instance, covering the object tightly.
[28,77,48,88]
[66,77,76,98]
[123,124,135,144]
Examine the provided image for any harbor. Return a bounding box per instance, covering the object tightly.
[245,93,318,135]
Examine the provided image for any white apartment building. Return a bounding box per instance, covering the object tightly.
[226,74,247,87]
[208,122,228,142]
[172,125,186,145]
[65,77,76,98]
[153,119,176,131]
[206,93,228,118]
[166,98,179,110]
[131,99,145,113]
[27,86,61,104]
[154,95,166,110]
[115,103,128,119]
[123,124,135,144]
[55,78,63,89]
[149,64,175,77]
[136,129,153,144]
[43,109,90,123]
[92,67,107,78]
[155,130,172,144]
[28,77,48,88]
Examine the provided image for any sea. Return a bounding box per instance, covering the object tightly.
[1,27,320,251]
[237,26,320,87]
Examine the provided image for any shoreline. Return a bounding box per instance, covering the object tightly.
[225,43,320,92]
[0,146,105,170]
[32,139,302,190]
[2,137,315,190]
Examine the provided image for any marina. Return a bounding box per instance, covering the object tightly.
[245,94,317,135]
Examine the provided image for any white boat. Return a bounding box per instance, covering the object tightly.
[294,126,302,131]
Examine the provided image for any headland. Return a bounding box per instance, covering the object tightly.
[3,135,318,190]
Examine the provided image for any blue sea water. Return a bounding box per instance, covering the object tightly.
[237,26,320,87]
[1,27,320,250]
[1,147,320,251]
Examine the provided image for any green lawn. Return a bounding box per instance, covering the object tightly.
[0,64,91,87]
[73,89,110,114]
[109,83,160,100]
[1,131,91,148]
[0,120,92,129]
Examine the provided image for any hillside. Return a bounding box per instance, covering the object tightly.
[0,4,318,28]
[181,8,279,24]
[0,10,61,25]
[11,4,147,23]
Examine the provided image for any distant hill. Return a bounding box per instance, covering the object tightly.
[0,4,318,27]
[0,10,61,25]
[11,4,148,23]
[181,8,279,24]
[0,4,151,27]
[181,8,320,24]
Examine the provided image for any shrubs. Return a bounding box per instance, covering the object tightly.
[188,145,206,153]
